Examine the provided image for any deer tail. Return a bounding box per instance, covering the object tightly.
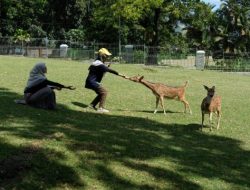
[183,81,188,88]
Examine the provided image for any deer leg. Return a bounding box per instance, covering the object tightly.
[209,112,213,131]
[216,111,221,130]
[209,112,213,123]
[154,96,160,114]
[187,101,192,115]
[180,99,192,115]
[182,100,187,113]
[160,96,166,115]
[201,112,204,131]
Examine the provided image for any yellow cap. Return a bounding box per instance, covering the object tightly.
[98,48,112,56]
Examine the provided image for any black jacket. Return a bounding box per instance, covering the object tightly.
[24,79,65,94]
[85,64,118,89]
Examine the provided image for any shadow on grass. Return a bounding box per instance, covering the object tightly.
[116,109,181,114]
[0,88,250,189]
[134,110,182,114]
[0,141,83,189]
[71,101,88,109]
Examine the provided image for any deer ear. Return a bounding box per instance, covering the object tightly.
[203,85,209,90]
[212,86,215,90]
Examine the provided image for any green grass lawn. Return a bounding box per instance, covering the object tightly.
[0,56,250,190]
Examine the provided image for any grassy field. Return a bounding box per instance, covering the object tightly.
[0,56,250,190]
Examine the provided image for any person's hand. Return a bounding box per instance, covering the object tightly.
[65,86,76,90]
[119,74,129,79]
[54,86,62,90]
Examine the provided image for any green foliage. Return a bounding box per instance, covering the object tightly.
[0,0,250,53]
[133,50,145,63]
[215,0,250,52]
[28,25,47,38]
[65,29,85,42]
[183,2,217,49]
[211,57,250,71]
[112,0,164,21]
[0,0,47,36]
[13,29,30,43]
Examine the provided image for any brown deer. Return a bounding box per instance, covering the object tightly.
[128,75,192,115]
[201,85,222,131]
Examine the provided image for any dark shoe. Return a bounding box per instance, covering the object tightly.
[88,104,97,110]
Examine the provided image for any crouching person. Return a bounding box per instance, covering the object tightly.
[24,62,75,110]
[85,48,127,113]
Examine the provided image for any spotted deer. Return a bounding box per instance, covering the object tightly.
[201,85,222,131]
[128,75,192,115]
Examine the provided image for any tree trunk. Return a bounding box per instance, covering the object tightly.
[21,40,24,56]
[145,8,160,65]
[146,46,158,65]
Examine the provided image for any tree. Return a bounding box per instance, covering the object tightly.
[111,0,163,64]
[112,0,207,64]
[83,0,120,43]
[183,2,217,51]
[13,29,30,55]
[44,0,90,39]
[65,29,85,47]
[215,0,250,53]
[0,0,47,36]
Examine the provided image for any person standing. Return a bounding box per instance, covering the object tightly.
[22,62,75,110]
[85,48,127,113]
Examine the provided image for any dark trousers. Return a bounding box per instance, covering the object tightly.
[25,87,56,110]
[90,86,108,108]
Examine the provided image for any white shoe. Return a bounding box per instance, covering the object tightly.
[14,99,26,105]
[97,108,109,113]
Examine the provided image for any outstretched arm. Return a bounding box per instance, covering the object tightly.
[47,80,75,90]
[118,74,129,79]
[103,65,129,79]
[64,86,76,90]
[54,85,76,90]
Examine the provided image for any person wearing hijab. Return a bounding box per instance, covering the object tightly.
[23,62,75,110]
[85,48,128,113]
